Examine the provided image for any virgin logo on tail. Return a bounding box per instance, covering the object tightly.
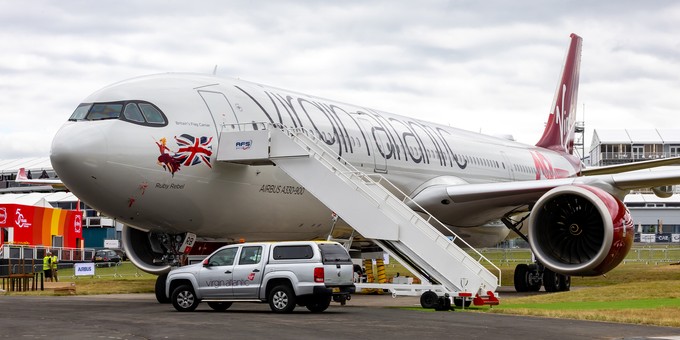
[536,33,582,155]
[554,84,577,152]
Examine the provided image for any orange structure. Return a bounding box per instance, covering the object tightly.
[0,203,83,248]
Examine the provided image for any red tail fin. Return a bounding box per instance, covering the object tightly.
[536,33,582,154]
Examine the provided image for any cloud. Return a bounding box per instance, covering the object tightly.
[1,1,680,158]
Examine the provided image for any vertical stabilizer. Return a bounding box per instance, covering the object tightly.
[536,33,582,154]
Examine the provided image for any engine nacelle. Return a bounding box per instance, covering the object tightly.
[122,225,172,275]
[528,185,634,276]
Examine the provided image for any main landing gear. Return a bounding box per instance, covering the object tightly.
[513,263,570,292]
[501,216,571,293]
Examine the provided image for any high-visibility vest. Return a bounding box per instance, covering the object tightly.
[50,255,58,269]
[43,256,51,270]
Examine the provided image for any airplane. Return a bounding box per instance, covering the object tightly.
[49,33,680,299]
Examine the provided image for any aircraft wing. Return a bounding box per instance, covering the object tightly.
[15,168,66,189]
[410,169,680,227]
[579,156,680,176]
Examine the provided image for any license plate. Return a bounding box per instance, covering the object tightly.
[95,257,102,261]
[332,287,340,293]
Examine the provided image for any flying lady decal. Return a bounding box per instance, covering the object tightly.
[155,134,213,176]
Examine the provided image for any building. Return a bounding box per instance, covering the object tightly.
[0,194,83,248]
[0,158,122,249]
[589,129,680,240]
[589,129,680,167]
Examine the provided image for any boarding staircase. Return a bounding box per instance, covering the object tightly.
[216,124,500,298]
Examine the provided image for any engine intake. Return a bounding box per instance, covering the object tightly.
[528,185,633,276]
[122,225,171,275]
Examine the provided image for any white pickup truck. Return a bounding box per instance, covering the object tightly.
[166,241,356,313]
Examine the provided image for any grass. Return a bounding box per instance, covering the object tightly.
[379,250,680,327]
[5,262,156,296]
[489,279,680,327]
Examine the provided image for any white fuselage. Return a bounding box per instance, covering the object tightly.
[50,74,579,247]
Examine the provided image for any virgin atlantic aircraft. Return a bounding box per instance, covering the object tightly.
[48,34,680,296]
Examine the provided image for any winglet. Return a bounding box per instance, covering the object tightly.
[16,167,28,181]
[15,167,66,188]
[535,33,582,154]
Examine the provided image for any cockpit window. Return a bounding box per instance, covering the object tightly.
[88,103,123,120]
[123,103,145,123]
[69,103,92,120]
[139,103,165,125]
[68,100,168,127]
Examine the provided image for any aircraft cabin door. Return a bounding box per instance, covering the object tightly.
[500,151,515,181]
[198,90,241,136]
[354,114,388,173]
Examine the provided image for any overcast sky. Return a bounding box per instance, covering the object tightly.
[2,1,680,159]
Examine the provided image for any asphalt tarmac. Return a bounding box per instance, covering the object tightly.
[1,293,679,340]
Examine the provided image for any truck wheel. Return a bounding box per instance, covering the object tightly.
[171,285,199,312]
[155,273,170,304]
[306,296,331,313]
[269,285,296,313]
[420,291,438,309]
[207,302,233,312]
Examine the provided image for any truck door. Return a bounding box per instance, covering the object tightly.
[197,246,237,298]
[231,245,265,298]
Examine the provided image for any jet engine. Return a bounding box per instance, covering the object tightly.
[528,185,634,276]
[121,225,173,275]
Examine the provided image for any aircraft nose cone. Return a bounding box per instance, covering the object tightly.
[50,122,109,192]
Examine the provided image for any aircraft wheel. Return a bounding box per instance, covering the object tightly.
[527,264,542,292]
[559,274,571,291]
[420,291,438,309]
[513,264,530,292]
[155,273,170,303]
[543,268,561,292]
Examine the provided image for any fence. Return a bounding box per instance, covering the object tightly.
[0,244,95,263]
[0,261,150,282]
[477,245,680,265]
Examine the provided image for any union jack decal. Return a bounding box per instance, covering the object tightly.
[174,134,213,168]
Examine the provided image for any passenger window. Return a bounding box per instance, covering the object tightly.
[87,103,123,120]
[239,246,262,265]
[208,248,237,266]
[139,103,165,124]
[123,103,145,123]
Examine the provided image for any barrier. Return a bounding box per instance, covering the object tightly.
[477,246,680,265]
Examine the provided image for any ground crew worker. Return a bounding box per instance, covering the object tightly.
[50,251,59,282]
[43,251,53,282]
